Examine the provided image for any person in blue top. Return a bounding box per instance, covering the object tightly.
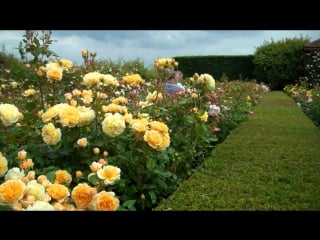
[164,71,185,95]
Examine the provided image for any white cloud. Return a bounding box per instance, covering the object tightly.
[1,30,319,68]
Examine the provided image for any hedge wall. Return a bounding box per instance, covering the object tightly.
[173,55,254,80]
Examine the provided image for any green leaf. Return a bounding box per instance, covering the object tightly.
[122,200,136,210]
[88,173,100,185]
[148,191,157,204]
[185,115,194,124]
[146,158,156,171]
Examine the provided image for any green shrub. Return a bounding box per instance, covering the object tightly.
[174,55,254,80]
[253,37,310,90]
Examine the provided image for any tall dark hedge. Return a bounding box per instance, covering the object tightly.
[173,55,254,80]
[253,37,310,90]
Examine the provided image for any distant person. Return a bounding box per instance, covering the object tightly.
[164,71,185,95]
[176,71,185,90]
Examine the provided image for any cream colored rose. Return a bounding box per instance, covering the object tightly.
[101,113,126,137]
[26,201,54,211]
[4,167,25,181]
[0,103,21,126]
[102,74,118,87]
[77,107,95,127]
[77,137,88,148]
[82,72,103,87]
[26,180,46,200]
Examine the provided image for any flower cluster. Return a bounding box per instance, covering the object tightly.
[0,150,121,211]
[154,58,178,69]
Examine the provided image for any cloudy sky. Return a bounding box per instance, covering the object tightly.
[0,30,319,68]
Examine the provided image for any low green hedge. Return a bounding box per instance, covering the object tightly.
[155,91,320,210]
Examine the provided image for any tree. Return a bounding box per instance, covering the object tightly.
[253,37,310,90]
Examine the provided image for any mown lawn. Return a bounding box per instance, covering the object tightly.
[156,91,320,210]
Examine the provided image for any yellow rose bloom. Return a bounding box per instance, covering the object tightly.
[71,183,97,209]
[0,103,21,126]
[200,111,208,122]
[81,49,88,58]
[54,170,72,185]
[97,165,121,185]
[191,93,198,98]
[59,59,73,69]
[41,107,58,123]
[148,121,169,133]
[144,130,170,151]
[47,67,63,82]
[23,89,37,97]
[0,180,26,204]
[123,113,133,124]
[0,152,8,177]
[146,91,163,103]
[41,123,61,145]
[57,105,80,127]
[89,191,119,211]
[46,183,69,201]
[112,96,128,105]
[131,119,148,132]
[122,74,145,86]
[101,113,126,137]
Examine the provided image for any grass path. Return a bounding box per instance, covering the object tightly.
[156,91,320,210]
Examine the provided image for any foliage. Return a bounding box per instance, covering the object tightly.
[253,37,310,90]
[174,55,254,80]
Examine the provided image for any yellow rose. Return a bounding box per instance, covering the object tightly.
[88,191,119,211]
[41,123,61,145]
[97,165,121,185]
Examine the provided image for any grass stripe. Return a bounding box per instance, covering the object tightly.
[155,91,320,210]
